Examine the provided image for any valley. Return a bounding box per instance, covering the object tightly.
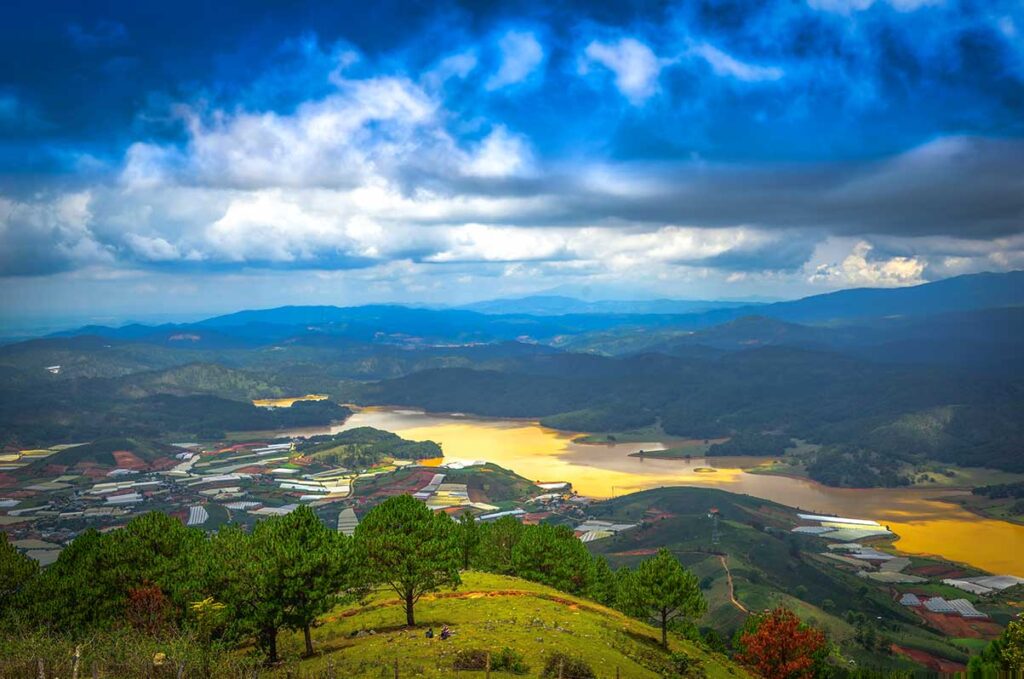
[3,272,1024,674]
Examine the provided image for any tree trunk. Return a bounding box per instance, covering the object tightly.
[405,592,416,626]
[264,628,279,664]
[303,623,314,657]
[661,609,668,648]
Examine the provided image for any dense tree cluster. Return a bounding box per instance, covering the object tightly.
[968,615,1024,675]
[0,498,713,668]
[707,433,794,458]
[295,426,442,468]
[972,480,1024,499]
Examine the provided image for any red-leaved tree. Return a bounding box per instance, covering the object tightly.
[735,607,827,679]
[125,584,173,636]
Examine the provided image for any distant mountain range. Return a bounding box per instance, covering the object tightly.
[456,295,755,316]
[6,269,1015,378]
[3,270,1022,481]
[44,270,1024,346]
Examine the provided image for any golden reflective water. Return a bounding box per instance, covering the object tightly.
[292,407,1024,575]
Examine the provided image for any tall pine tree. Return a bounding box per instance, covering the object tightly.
[354,495,460,626]
[619,548,706,647]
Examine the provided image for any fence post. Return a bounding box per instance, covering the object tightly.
[616,667,621,679]
[37,658,45,679]
[72,645,82,679]
[485,652,491,679]
[394,658,399,679]
[558,658,564,679]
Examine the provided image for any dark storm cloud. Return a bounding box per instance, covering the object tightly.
[0,0,1022,285]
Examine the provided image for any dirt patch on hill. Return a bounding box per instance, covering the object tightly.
[644,507,675,522]
[112,450,147,470]
[907,564,969,579]
[611,548,660,557]
[912,609,1003,639]
[891,644,965,673]
[363,469,436,499]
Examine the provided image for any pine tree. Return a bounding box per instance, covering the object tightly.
[588,556,618,606]
[354,495,460,626]
[207,524,287,663]
[0,532,37,617]
[511,523,594,594]
[267,506,353,657]
[476,515,523,574]
[618,548,706,647]
[456,511,479,570]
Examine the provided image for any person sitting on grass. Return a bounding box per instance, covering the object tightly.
[425,627,434,639]
[440,625,452,640]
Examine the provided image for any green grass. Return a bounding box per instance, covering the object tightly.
[571,423,669,444]
[626,442,718,460]
[268,572,750,678]
[582,486,986,672]
[906,465,1024,489]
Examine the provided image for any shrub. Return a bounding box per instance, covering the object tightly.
[452,647,529,674]
[541,652,596,679]
[668,651,706,678]
[453,649,489,671]
[493,647,529,674]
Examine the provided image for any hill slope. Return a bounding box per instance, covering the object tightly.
[270,571,748,678]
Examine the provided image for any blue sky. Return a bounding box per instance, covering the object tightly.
[1,0,1023,322]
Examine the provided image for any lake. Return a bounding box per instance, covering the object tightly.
[284,406,1024,575]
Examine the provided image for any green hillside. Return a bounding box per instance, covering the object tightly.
[117,363,287,401]
[24,437,180,469]
[268,572,749,678]
[296,426,442,467]
[586,488,976,672]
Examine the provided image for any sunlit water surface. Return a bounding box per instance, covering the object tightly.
[281,407,1024,574]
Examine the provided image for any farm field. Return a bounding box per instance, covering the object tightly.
[585,487,1016,673]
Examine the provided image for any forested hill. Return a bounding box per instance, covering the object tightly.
[1,270,1022,480]
[351,347,1024,475]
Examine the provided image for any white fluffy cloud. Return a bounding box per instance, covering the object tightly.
[0,191,113,275]
[485,30,544,90]
[691,43,784,82]
[809,241,925,287]
[463,127,534,178]
[583,38,663,103]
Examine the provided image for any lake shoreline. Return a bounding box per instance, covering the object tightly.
[229,402,1024,574]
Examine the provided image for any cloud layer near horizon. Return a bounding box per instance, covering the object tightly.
[1,0,1023,315]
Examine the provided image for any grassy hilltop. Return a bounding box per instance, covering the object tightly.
[267,572,748,678]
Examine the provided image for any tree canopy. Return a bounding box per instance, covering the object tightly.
[735,607,828,679]
[617,548,706,647]
[353,494,461,626]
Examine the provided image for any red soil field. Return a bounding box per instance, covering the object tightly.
[912,608,1003,639]
[891,644,965,673]
[907,564,969,579]
[112,450,147,470]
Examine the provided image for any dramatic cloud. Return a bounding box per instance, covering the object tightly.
[1,0,1022,316]
[809,241,925,287]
